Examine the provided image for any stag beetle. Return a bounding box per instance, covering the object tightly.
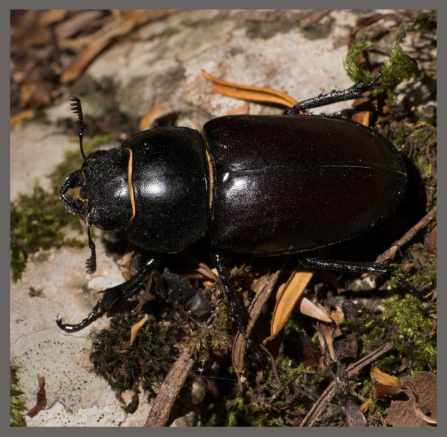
[56,75,407,333]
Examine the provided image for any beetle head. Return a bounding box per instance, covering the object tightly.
[61,96,133,274]
[60,149,132,230]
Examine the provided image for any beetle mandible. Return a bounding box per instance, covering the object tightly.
[56,75,407,333]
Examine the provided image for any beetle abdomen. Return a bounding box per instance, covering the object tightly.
[125,127,209,253]
[204,115,407,255]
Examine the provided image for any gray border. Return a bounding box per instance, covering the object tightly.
[3,1,443,437]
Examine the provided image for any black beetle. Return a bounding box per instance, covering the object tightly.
[56,75,407,333]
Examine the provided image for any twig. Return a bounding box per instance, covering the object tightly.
[375,206,437,264]
[26,375,47,418]
[144,347,194,427]
[300,343,393,427]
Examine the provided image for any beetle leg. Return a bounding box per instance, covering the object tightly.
[214,252,247,333]
[302,256,387,274]
[150,269,211,319]
[285,75,381,115]
[56,257,160,333]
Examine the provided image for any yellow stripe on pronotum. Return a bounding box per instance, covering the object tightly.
[125,147,137,222]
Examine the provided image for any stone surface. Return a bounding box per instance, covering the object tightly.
[11,9,362,426]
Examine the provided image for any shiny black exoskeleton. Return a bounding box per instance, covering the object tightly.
[57,76,407,333]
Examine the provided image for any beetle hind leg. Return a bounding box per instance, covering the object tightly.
[302,256,387,274]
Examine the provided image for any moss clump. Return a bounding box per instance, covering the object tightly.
[90,313,181,396]
[344,42,418,101]
[11,184,84,282]
[361,294,436,373]
[10,365,27,427]
[388,245,436,292]
[205,355,326,426]
[344,40,375,84]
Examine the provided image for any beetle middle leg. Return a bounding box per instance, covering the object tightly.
[214,252,248,333]
[56,257,160,332]
[285,75,381,115]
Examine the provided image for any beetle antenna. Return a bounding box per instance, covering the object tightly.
[85,223,97,274]
[70,96,87,161]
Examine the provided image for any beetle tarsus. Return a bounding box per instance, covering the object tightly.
[302,256,387,274]
[56,304,104,333]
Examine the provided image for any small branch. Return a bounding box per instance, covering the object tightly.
[144,347,194,427]
[376,207,436,264]
[300,343,393,427]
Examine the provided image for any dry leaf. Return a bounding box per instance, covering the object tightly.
[55,10,105,40]
[264,271,313,344]
[371,367,401,387]
[139,103,170,130]
[202,69,298,108]
[10,110,34,129]
[316,322,337,362]
[38,10,68,27]
[196,263,218,282]
[128,314,149,347]
[371,367,402,398]
[62,10,175,83]
[384,372,437,427]
[299,298,332,323]
[360,398,373,413]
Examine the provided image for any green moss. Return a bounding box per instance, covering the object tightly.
[11,184,84,282]
[344,40,375,84]
[10,365,27,427]
[361,293,436,373]
[379,46,419,100]
[344,42,418,101]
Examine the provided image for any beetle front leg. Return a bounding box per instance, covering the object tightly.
[214,252,247,333]
[56,257,160,333]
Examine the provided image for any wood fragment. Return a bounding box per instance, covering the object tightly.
[232,271,280,381]
[300,343,393,426]
[145,347,194,427]
[61,10,175,84]
[26,375,47,417]
[202,69,298,108]
[264,271,313,344]
[375,207,437,264]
